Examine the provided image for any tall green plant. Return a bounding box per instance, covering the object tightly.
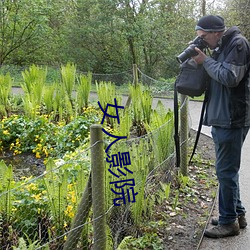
[0,73,12,117]
[21,65,47,118]
[43,84,55,114]
[96,81,122,127]
[61,63,76,102]
[76,72,92,112]
[113,109,132,138]
[129,140,151,225]
[129,83,152,125]
[145,100,174,164]
[0,161,14,222]
[52,82,73,122]
[43,159,69,232]
[105,138,152,222]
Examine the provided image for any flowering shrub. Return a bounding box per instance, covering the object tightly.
[0,105,101,158]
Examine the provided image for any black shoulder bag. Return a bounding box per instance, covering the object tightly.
[175,58,208,97]
[174,58,210,168]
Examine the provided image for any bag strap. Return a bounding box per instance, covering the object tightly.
[174,80,180,168]
[189,91,208,164]
[174,80,208,168]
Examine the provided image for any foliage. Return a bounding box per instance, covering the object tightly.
[76,72,92,110]
[0,148,91,249]
[0,108,100,158]
[0,0,235,78]
[12,176,49,241]
[13,235,46,250]
[96,81,122,127]
[145,100,175,164]
[117,233,163,250]
[0,73,12,117]
[0,79,178,248]
[0,0,52,65]
[0,161,15,222]
[61,63,76,102]
[220,0,250,39]
[21,65,47,118]
[129,83,153,135]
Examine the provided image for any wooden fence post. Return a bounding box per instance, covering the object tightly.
[125,64,138,109]
[133,64,138,86]
[91,124,106,250]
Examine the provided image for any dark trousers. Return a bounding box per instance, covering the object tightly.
[211,126,249,225]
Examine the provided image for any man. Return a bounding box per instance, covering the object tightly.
[192,15,250,238]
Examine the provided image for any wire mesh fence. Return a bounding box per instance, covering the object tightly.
[0,65,190,249]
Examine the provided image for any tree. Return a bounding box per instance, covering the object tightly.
[0,0,48,65]
[220,0,250,39]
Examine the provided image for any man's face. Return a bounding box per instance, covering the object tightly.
[196,30,221,49]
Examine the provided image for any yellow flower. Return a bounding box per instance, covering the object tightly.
[71,195,76,204]
[26,183,37,191]
[36,152,41,159]
[42,147,49,157]
[32,193,42,201]
[14,149,22,155]
[65,205,74,218]
[3,130,9,135]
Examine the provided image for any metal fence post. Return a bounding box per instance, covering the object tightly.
[180,94,188,176]
[91,124,106,250]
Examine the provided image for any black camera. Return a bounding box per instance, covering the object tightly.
[176,36,208,63]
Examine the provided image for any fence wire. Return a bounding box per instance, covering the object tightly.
[0,67,190,249]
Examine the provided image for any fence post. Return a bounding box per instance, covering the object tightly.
[133,64,138,86]
[91,124,106,250]
[125,64,138,109]
[180,94,188,176]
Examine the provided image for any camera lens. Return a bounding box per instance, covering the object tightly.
[176,45,198,63]
[176,37,208,63]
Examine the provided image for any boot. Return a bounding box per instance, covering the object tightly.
[211,214,247,229]
[204,222,240,238]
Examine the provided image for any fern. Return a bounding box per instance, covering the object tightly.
[43,84,55,114]
[0,73,12,116]
[0,160,14,222]
[76,72,92,111]
[117,236,133,250]
[145,100,174,163]
[60,62,76,101]
[96,81,122,127]
[43,159,68,229]
[21,65,47,118]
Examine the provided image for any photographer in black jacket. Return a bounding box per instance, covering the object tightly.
[192,15,250,238]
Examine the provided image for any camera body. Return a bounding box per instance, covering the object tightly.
[176,36,208,64]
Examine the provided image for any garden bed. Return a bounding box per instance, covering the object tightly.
[161,131,217,250]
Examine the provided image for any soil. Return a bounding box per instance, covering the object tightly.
[159,130,217,250]
[0,152,45,180]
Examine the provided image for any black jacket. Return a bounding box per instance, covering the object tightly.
[203,26,250,128]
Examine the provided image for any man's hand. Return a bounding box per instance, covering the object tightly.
[192,47,207,64]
